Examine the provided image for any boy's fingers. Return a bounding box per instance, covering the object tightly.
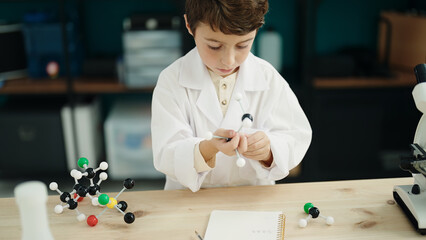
[238,134,248,153]
[214,129,235,139]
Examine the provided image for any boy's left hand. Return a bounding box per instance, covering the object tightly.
[242,131,273,165]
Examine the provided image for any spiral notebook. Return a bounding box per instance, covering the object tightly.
[204,210,285,240]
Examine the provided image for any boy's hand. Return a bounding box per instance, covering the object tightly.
[242,131,273,166]
[200,129,243,161]
[210,128,241,156]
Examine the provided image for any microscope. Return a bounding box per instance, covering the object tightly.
[393,63,426,234]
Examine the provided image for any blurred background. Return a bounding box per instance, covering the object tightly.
[0,0,425,197]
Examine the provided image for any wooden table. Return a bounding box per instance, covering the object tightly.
[0,177,423,239]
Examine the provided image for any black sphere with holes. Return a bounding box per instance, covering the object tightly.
[85,168,96,179]
[124,178,135,189]
[73,183,82,191]
[77,186,88,197]
[309,207,320,218]
[124,212,135,224]
[68,199,78,210]
[88,184,100,195]
[118,201,128,211]
[241,113,253,122]
[60,192,71,202]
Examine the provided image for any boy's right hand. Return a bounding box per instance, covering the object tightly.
[210,128,239,156]
[200,128,240,158]
[200,129,247,162]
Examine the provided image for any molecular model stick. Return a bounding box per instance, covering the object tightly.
[49,157,135,226]
[205,93,253,168]
[299,202,334,228]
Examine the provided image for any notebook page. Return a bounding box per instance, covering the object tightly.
[204,210,285,240]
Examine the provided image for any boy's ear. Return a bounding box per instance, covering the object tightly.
[183,14,194,36]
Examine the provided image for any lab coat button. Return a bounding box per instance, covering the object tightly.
[222,84,227,89]
[221,100,227,105]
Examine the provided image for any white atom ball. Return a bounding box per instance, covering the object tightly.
[326,216,334,225]
[299,219,308,228]
[205,131,213,140]
[54,205,63,214]
[236,158,246,167]
[77,213,86,222]
[49,182,58,191]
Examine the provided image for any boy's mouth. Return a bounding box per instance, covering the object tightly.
[218,68,234,74]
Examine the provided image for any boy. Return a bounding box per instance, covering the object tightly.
[151,0,312,192]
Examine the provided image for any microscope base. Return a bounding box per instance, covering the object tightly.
[394,185,426,235]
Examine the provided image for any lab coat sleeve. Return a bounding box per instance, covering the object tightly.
[151,69,209,192]
[247,73,312,181]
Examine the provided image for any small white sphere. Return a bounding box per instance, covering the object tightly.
[235,93,242,101]
[70,169,77,177]
[326,216,334,225]
[99,172,108,180]
[99,161,108,170]
[54,205,63,214]
[71,169,83,180]
[75,172,82,180]
[242,118,253,128]
[92,197,99,206]
[205,131,213,140]
[49,182,58,191]
[77,213,86,222]
[299,219,308,228]
[236,158,246,167]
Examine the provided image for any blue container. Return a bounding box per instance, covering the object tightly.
[22,22,82,78]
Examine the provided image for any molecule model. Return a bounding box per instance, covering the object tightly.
[299,202,334,228]
[49,157,108,222]
[87,178,136,227]
[49,157,135,226]
[205,93,253,168]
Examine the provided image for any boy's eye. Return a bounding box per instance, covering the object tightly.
[237,45,248,49]
[208,45,221,50]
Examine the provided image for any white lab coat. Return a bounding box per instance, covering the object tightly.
[151,48,312,192]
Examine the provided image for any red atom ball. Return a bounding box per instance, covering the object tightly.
[73,193,84,202]
[87,215,98,227]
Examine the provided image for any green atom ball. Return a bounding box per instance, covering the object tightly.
[78,157,89,168]
[304,202,314,214]
[98,194,110,205]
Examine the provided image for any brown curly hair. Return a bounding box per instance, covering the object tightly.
[185,0,269,36]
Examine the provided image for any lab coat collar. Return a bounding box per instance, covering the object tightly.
[178,48,268,91]
[178,48,268,129]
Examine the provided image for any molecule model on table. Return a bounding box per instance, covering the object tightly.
[49,157,108,222]
[49,157,136,226]
[205,93,253,168]
[299,202,334,228]
[86,178,136,227]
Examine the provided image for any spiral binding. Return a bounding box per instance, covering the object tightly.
[277,213,285,240]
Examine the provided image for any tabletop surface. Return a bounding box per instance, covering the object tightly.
[0,177,423,240]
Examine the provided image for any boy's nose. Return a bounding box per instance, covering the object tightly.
[221,49,235,67]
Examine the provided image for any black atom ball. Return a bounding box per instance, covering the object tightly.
[68,199,78,210]
[124,178,135,189]
[118,201,128,211]
[241,113,253,122]
[77,186,88,197]
[309,207,320,218]
[86,168,95,179]
[124,212,135,224]
[88,185,100,195]
[73,183,82,191]
[60,192,71,203]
